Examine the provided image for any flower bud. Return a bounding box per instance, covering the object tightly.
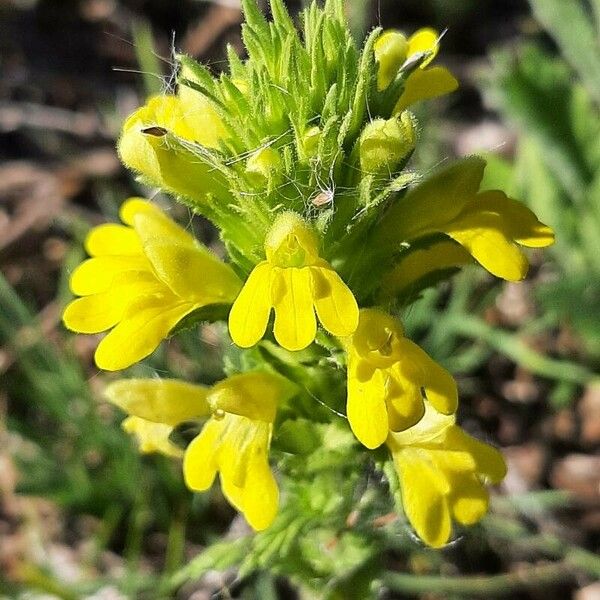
[246,146,283,185]
[359,111,417,175]
[301,126,321,158]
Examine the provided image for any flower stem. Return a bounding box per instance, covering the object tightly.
[382,561,575,597]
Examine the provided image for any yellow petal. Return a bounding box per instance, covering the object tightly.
[265,212,321,267]
[447,213,529,281]
[389,401,455,447]
[118,99,229,202]
[443,426,507,484]
[394,66,458,113]
[120,198,169,226]
[228,262,273,348]
[69,256,151,296]
[310,266,359,338]
[129,204,196,248]
[349,308,405,368]
[94,295,197,370]
[385,372,426,432]
[272,267,317,351]
[219,472,245,514]
[139,239,242,303]
[183,422,220,491]
[208,371,291,423]
[380,240,472,300]
[428,448,477,474]
[347,359,389,449]
[407,28,439,65]
[395,339,458,415]
[376,156,486,246]
[122,416,181,457]
[475,191,555,248]
[178,63,229,149]
[216,417,253,488]
[374,30,408,91]
[63,271,162,333]
[449,473,489,526]
[394,450,452,548]
[63,294,125,334]
[240,448,279,530]
[104,379,209,426]
[84,224,143,257]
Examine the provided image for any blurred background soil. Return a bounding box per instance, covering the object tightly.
[0,1,599,599]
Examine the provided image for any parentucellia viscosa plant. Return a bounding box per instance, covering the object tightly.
[63,0,554,568]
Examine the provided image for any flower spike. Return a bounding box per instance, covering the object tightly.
[228,212,359,351]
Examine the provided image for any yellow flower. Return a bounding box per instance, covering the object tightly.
[380,240,472,301]
[121,417,185,458]
[118,95,229,202]
[63,198,242,370]
[377,157,555,281]
[228,212,359,351]
[105,372,294,531]
[345,309,457,450]
[374,28,458,111]
[388,404,506,548]
[105,378,211,457]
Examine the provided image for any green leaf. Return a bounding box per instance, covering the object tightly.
[169,538,250,588]
[241,0,270,39]
[537,277,600,358]
[346,27,381,144]
[529,0,600,103]
[168,304,232,336]
[592,0,600,35]
[273,419,323,455]
[131,18,163,97]
[269,0,296,36]
[489,45,592,196]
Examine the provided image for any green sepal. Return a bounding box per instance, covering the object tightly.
[168,303,232,337]
[273,418,323,455]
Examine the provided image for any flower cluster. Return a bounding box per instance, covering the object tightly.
[64,0,553,548]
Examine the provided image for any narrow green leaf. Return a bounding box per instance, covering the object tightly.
[270,0,296,36]
[226,44,246,79]
[131,18,163,97]
[241,0,269,38]
[489,46,592,195]
[592,0,600,35]
[346,27,381,144]
[529,0,600,103]
[169,539,250,588]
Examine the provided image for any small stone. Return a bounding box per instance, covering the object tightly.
[575,582,600,600]
[552,408,576,441]
[550,455,600,501]
[579,383,600,446]
[503,443,546,494]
